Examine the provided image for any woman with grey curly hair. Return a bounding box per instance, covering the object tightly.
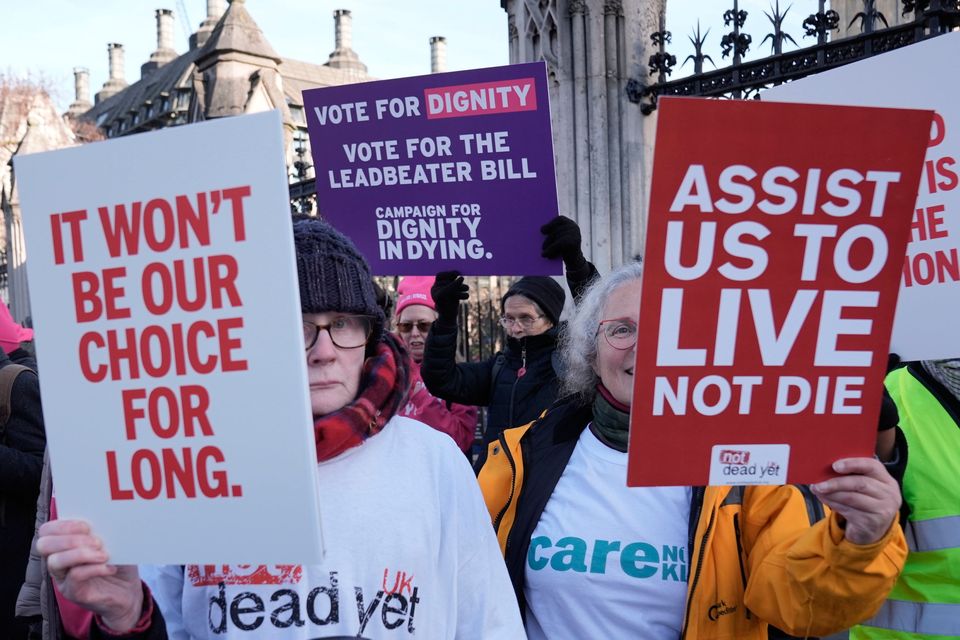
[478,262,906,639]
[558,260,643,405]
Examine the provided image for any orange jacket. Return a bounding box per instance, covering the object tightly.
[478,398,907,639]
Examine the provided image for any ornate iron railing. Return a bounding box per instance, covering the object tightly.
[630,0,960,114]
[289,176,317,216]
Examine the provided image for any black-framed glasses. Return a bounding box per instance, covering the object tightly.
[396,320,432,334]
[500,314,544,329]
[598,318,638,350]
[303,315,373,350]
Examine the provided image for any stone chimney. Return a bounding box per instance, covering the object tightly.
[95,43,128,104]
[430,36,447,73]
[66,67,93,118]
[142,9,178,78]
[157,9,175,52]
[326,9,367,75]
[109,43,125,81]
[192,0,227,49]
[335,9,352,50]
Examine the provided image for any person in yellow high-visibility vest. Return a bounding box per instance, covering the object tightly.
[852,358,960,639]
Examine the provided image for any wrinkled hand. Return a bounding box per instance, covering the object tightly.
[540,216,586,269]
[431,270,469,324]
[810,458,901,545]
[36,520,144,632]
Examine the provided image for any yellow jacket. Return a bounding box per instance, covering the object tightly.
[478,397,907,639]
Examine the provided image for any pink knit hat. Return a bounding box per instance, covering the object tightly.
[395,276,436,317]
[0,300,33,354]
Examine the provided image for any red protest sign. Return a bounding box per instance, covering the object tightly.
[627,97,932,487]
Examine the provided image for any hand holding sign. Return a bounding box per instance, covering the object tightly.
[810,458,902,545]
[37,519,144,633]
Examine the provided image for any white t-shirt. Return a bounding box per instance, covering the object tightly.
[523,426,691,639]
[142,417,524,639]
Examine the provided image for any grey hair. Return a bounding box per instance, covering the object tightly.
[559,261,644,403]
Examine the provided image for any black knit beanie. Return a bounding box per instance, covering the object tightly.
[501,276,565,325]
[293,218,385,344]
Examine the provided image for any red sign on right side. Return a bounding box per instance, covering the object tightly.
[627,97,933,487]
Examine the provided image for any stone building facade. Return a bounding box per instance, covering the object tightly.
[0,82,77,321]
[500,0,664,273]
[79,0,373,181]
[833,0,909,40]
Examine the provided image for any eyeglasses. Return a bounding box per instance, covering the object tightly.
[500,314,544,329]
[303,315,373,350]
[396,320,433,334]
[598,318,638,350]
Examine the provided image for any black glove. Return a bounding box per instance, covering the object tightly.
[878,387,899,432]
[431,271,468,325]
[541,216,587,270]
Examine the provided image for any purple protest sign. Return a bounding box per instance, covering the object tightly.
[303,62,561,276]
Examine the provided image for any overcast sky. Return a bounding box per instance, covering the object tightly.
[3,0,822,112]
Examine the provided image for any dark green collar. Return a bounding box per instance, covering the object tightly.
[591,385,630,453]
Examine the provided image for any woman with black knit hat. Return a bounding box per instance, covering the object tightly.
[421,271,567,467]
[33,219,525,639]
[421,216,599,467]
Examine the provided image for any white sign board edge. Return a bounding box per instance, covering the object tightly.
[763,31,960,361]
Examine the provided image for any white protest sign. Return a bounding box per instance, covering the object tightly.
[14,110,324,564]
[764,32,960,360]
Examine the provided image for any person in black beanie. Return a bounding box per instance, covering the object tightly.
[421,215,598,467]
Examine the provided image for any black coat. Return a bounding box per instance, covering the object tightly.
[421,323,560,450]
[420,262,598,467]
[0,350,45,637]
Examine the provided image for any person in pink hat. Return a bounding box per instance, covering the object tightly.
[394,276,478,454]
[0,300,44,637]
[0,301,34,362]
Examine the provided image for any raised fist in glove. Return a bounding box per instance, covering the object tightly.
[541,216,587,271]
[431,270,469,325]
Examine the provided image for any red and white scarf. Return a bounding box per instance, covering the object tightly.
[313,333,411,462]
